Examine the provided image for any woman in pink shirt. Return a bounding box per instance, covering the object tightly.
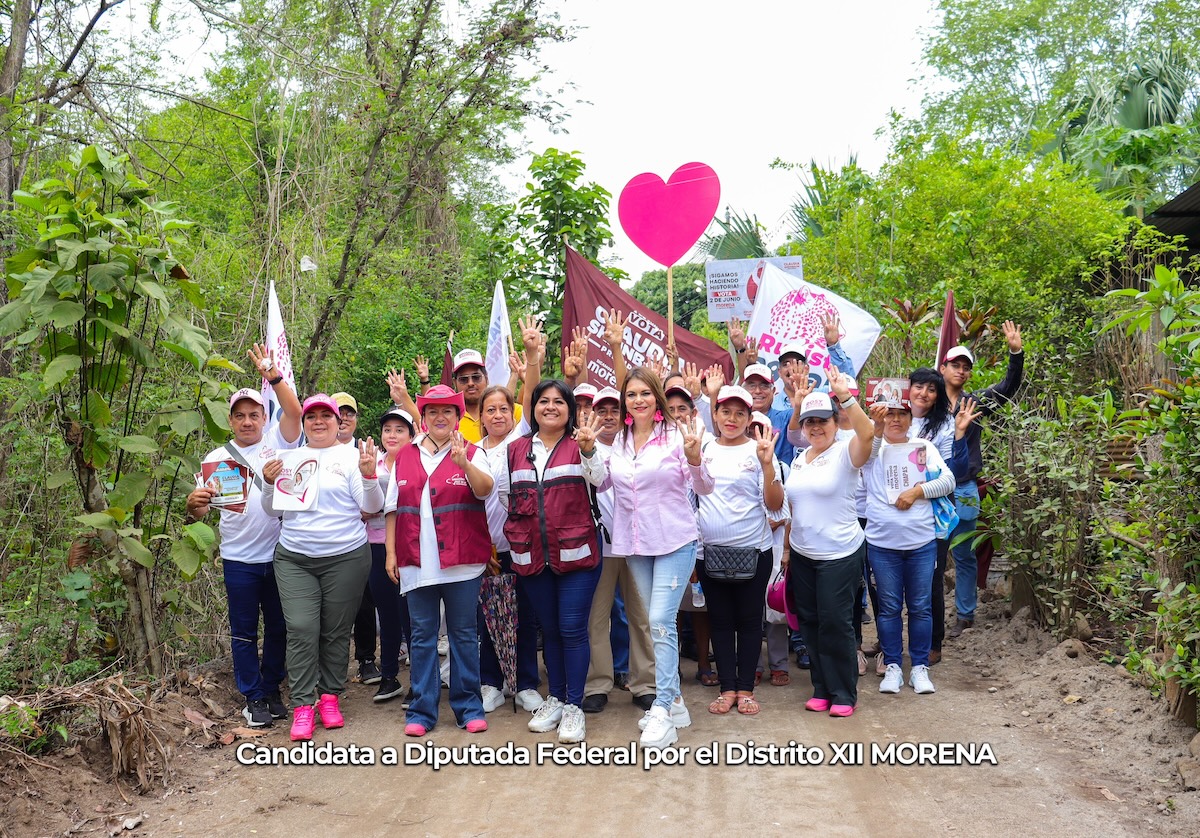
[605,368,713,749]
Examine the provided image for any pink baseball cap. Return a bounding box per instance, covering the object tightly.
[229,388,265,411]
[301,393,339,416]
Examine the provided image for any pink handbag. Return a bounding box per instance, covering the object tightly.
[766,568,798,631]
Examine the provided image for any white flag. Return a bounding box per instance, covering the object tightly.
[746,262,880,388]
[261,280,296,422]
[485,280,512,389]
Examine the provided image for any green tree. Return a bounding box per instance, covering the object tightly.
[629,263,709,333]
[696,210,768,259]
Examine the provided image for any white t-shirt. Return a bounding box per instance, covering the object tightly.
[204,424,298,564]
[270,443,382,557]
[383,440,491,594]
[910,415,955,463]
[785,439,865,561]
[478,418,530,551]
[863,437,948,551]
[697,439,784,550]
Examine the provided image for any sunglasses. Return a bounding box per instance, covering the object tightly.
[456,373,485,384]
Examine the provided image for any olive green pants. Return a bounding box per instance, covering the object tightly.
[274,543,371,708]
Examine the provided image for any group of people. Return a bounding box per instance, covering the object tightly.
[187,312,1024,747]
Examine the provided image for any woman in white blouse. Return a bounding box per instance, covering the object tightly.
[696,385,787,716]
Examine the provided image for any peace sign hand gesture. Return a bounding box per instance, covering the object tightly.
[753,424,777,466]
[573,412,603,455]
[359,438,379,478]
[449,432,469,469]
[681,416,704,465]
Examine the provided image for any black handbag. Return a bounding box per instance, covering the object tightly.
[703,544,759,582]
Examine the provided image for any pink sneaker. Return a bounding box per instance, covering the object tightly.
[465,719,487,733]
[316,693,344,729]
[829,704,856,717]
[290,705,315,741]
[404,722,427,737]
[804,698,831,712]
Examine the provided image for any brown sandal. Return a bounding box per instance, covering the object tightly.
[708,692,737,715]
[736,693,760,715]
[769,669,790,687]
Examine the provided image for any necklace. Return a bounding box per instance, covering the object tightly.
[424,435,450,455]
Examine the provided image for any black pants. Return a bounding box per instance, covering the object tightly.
[931,538,949,652]
[700,549,773,693]
[789,544,865,708]
[354,580,376,663]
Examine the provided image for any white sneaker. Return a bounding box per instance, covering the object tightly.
[557,704,586,744]
[528,696,564,733]
[439,658,450,688]
[481,684,504,713]
[639,705,678,748]
[437,636,449,656]
[880,663,903,694]
[398,642,409,666]
[515,689,545,712]
[637,697,690,730]
[910,665,937,694]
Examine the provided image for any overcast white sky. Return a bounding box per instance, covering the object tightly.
[499,0,939,278]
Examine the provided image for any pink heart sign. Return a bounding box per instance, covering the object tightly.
[618,162,720,267]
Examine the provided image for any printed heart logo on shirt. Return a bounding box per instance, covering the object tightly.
[618,162,721,267]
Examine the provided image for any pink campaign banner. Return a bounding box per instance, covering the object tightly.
[562,247,734,389]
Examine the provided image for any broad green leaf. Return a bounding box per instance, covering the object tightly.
[205,356,244,373]
[48,301,86,328]
[47,470,75,489]
[183,521,217,554]
[109,470,152,509]
[120,535,155,568]
[87,261,128,292]
[84,391,113,427]
[0,299,32,336]
[11,190,45,212]
[168,410,204,437]
[162,219,197,231]
[75,511,116,530]
[42,354,82,390]
[115,335,155,368]
[118,435,159,454]
[39,223,81,241]
[163,341,203,371]
[169,540,203,579]
[176,279,206,309]
[135,279,168,305]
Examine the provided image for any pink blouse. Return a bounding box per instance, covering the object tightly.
[603,423,714,557]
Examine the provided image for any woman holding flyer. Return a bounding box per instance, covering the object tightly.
[784,368,873,718]
[861,388,965,697]
[260,395,384,742]
[384,385,494,737]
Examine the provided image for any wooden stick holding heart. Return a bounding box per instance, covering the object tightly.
[617,162,720,366]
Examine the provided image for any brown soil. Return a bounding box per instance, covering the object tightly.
[4,599,1199,838]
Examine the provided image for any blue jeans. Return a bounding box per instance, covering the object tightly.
[950,481,981,620]
[611,584,630,674]
[627,541,697,711]
[519,561,601,707]
[223,559,287,701]
[869,541,936,668]
[406,575,484,730]
[480,552,541,694]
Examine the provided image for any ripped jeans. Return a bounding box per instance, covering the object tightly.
[626,541,697,712]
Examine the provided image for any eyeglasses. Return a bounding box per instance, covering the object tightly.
[456,373,485,384]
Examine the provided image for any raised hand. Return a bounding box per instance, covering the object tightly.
[603,309,626,350]
[359,438,379,477]
[645,356,667,382]
[821,312,842,347]
[753,424,777,465]
[387,368,408,404]
[827,367,851,402]
[573,412,602,454]
[519,314,543,354]
[789,375,814,411]
[681,416,703,464]
[449,431,469,468]
[563,336,587,379]
[413,355,430,383]
[683,362,702,398]
[744,335,759,364]
[728,316,747,351]
[248,343,276,379]
[1001,320,1023,353]
[955,396,980,438]
[704,364,725,399]
[665,341,679,371]
[508,351,526,381]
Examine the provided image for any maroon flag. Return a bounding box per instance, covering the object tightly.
[934,290,959,367]
[562,246,733,388]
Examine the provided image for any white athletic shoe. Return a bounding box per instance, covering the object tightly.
[515,689,545,712]
[880,663,903,694]
[557,704,586,744]
[910,665,937,694]
[639,705,678,748]
[481,684,504,713]
[437,636,449,656]
[528,696,564,733]
[637,697,690,730]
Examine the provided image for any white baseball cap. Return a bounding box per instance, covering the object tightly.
[593,387,620,406]
[943,346,975,366]
[229,388,265,410]
[716,385,754,411]
[452,348,486,375]
[573,383,598,401]
[778,344,808,363]
[742,363,773,384]
[797,391,835,422]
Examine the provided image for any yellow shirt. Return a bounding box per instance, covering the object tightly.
[459,404,522,443]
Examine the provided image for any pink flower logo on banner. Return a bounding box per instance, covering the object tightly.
[618,163,720,267]
[767,287,841,346]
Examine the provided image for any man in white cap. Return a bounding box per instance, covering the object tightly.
[451,348,522,443]
[939,321,1024,638]
[186,345,302,728]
